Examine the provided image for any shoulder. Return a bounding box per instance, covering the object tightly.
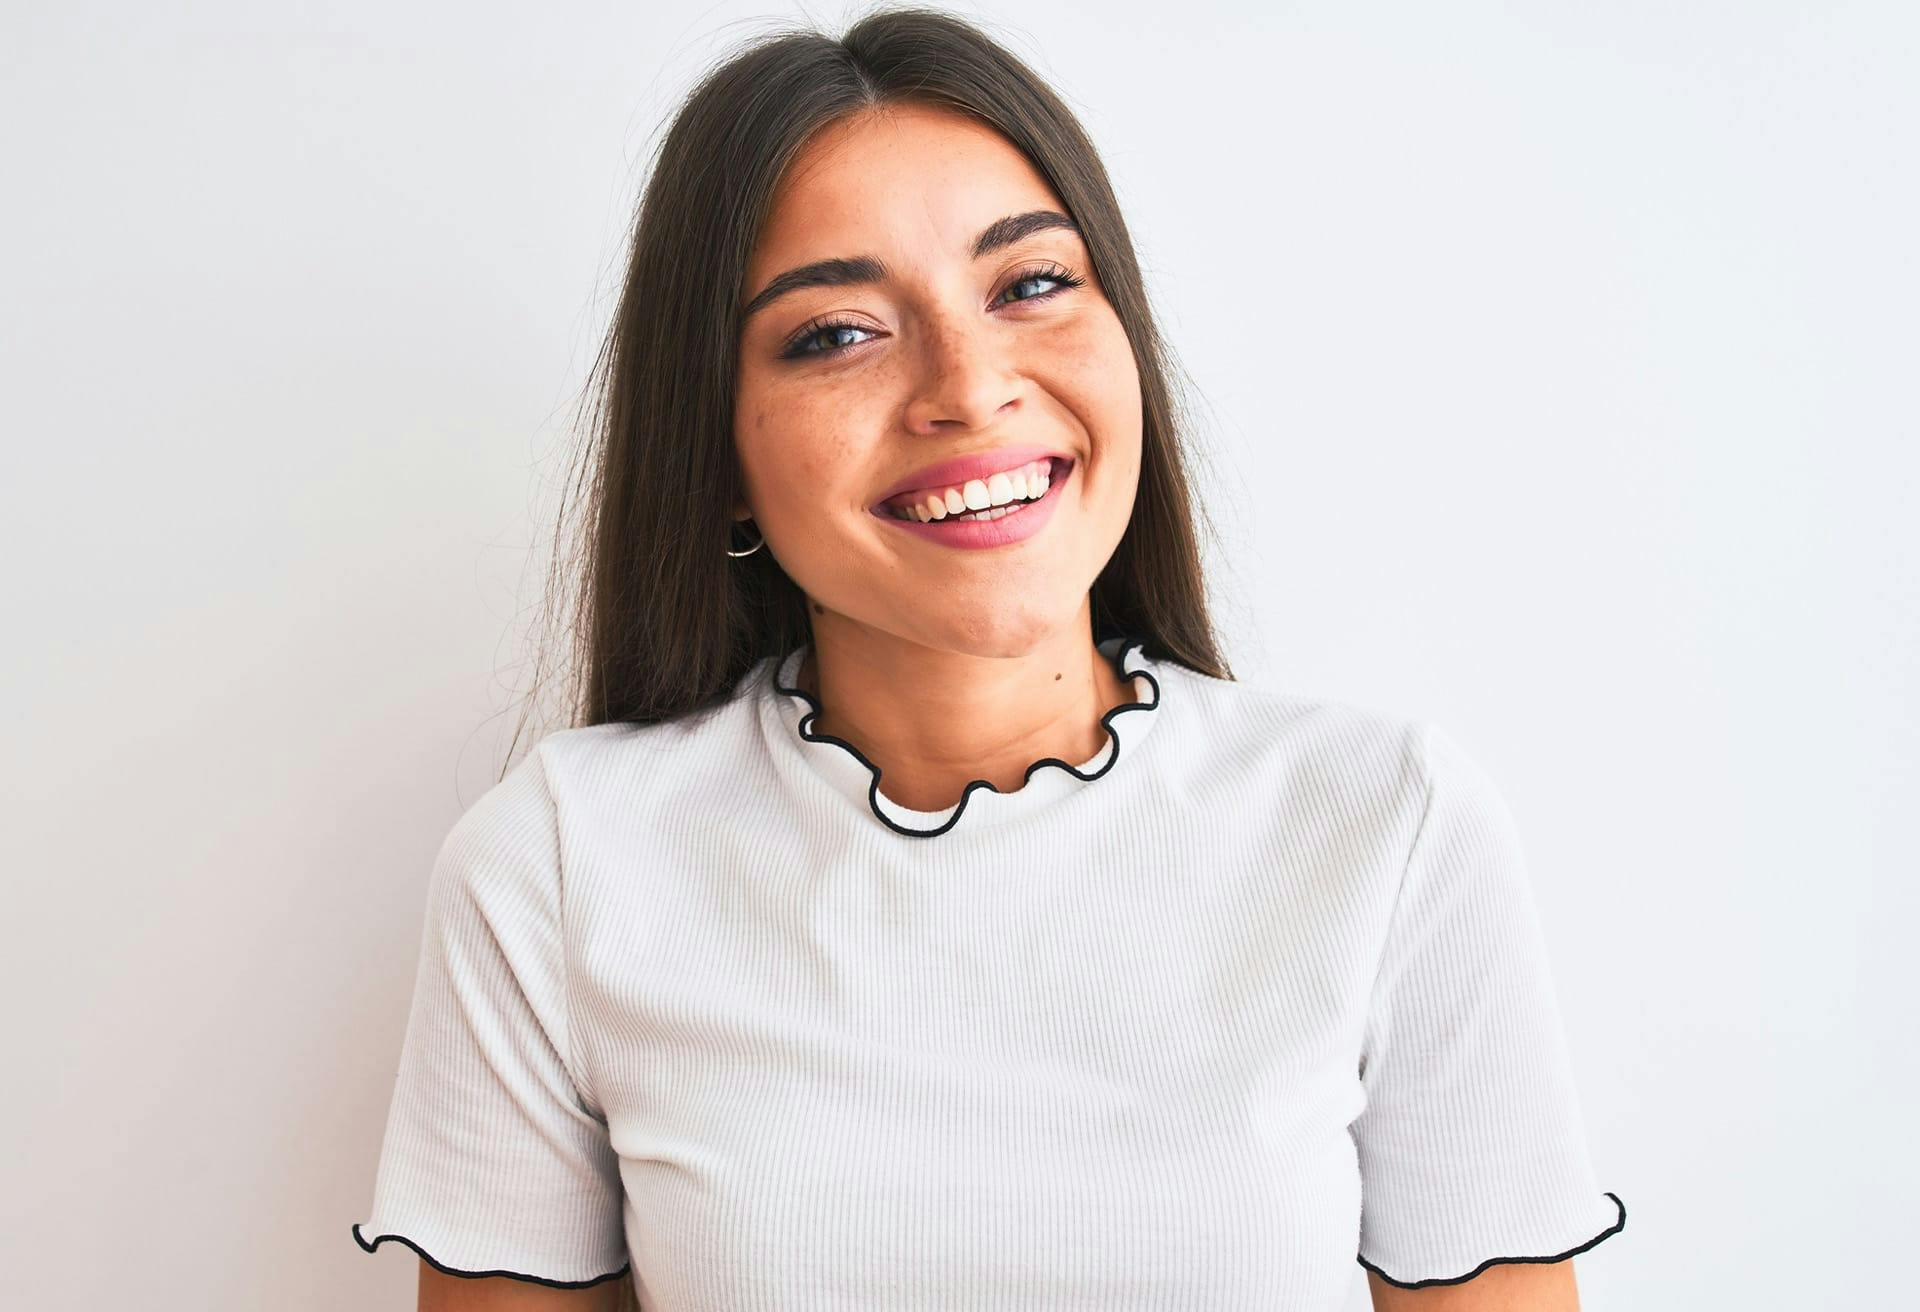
[540,684,763,790]
[1160,661,1433,834]
[434,713,717,878]
[471,689,772,865]
[418,716,719,938]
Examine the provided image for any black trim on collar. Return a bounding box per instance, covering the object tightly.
[351,1224,631,1288]
[772,634,1163,839]
[1356,1191,1627,1289]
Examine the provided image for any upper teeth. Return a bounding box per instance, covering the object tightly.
[886,459,1055,522]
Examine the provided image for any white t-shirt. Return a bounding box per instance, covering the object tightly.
[352,634,1625,1308]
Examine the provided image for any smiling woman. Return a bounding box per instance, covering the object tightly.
[349,6,1623,1311]
[723,94,1174,812]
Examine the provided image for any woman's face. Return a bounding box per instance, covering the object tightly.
[733,102,1142,657]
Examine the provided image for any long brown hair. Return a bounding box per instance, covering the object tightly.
[508,5,1236,772]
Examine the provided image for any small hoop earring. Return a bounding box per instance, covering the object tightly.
[726,517,765,558]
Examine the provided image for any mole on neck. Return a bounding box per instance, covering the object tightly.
[794,642,1137,811]
[798,646,1127,709]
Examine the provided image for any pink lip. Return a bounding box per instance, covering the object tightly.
[868,455,1074,550]
[870,443,1070,508]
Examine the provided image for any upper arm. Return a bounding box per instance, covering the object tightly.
[419,1264,637,1312]
[1351,722,1624,1286]
[352,748,630,1290]
[1366,1257,1581,1312]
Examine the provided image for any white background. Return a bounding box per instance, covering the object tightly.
[3,2,1913,1309]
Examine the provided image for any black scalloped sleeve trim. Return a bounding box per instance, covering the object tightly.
[351,1224,631,1288]
[772,632,1163,839]
[1356,1191,1626,1289]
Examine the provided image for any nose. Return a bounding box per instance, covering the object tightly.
[899,307,1022,435]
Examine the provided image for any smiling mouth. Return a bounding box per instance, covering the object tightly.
[872,456,1074,522]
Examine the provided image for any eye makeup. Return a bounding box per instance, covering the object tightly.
[776,261,1088,361]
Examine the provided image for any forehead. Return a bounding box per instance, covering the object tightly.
[750,104,1067,274]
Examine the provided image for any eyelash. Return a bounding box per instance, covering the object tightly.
[778,262,1088,361]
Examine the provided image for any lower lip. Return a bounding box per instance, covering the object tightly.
[870,458,1074,550]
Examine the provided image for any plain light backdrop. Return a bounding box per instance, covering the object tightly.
[3,2,1913,1309]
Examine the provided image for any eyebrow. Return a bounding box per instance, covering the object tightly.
[739,208,1083,322]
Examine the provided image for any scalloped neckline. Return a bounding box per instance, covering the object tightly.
[762,634,1166,838]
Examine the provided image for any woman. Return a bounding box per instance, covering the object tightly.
[351,8,1625,1309]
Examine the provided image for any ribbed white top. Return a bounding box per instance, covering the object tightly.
[352,635,1624,1307]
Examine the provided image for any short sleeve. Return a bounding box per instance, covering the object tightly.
[1351,722,1625,1288]
[351,747,630,1288]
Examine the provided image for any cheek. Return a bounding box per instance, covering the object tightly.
[736,385,868,523]
[1048,311,1143,451]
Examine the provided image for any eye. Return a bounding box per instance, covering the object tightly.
[777,261,1089,361]
[996,262,1086,307]
[779,319,877,360]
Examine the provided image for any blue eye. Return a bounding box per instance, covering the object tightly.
[778,262,1088,361]
[783,321,875,357]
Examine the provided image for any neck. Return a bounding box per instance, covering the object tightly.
[795,613,1138,814]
